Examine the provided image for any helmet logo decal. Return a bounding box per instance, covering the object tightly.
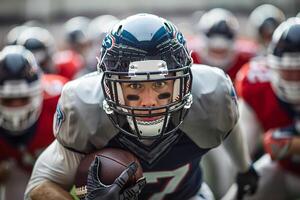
[103,34,115,50]
[176,32,185,45]
[54,104,65,134]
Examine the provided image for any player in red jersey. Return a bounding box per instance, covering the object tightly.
[0,45,68,200]
[235,18,300,199]
[188,8,256,82]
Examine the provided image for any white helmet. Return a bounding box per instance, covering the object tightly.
[0,45,43,134]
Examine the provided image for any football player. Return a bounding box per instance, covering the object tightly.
[0,45,68,200]
[189,8,256,81]
[235,17,300,199]
[25,14,258,200]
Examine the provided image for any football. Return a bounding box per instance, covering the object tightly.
[74,148,143,198]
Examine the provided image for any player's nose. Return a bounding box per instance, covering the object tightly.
[140,88,157,107]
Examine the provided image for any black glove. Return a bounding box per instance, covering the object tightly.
[85,156,146,200]
[236,165,259,200]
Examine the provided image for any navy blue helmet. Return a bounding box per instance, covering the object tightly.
[99,13,193,140]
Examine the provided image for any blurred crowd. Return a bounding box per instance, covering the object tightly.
[0,4,300,200]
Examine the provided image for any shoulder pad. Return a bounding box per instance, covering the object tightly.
[54,72,118,153]
[180,65,239,148]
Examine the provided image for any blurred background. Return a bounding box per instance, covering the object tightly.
[0,0,299,49]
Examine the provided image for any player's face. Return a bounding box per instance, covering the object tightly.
[0,97,30,107]
[121,80,174,119]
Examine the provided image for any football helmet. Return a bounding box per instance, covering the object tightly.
[267,17,300,104]
[6,25,28,45]
[99,13,193,140]
[249,4,286,47]
[17,26,55,73]
[64,16,91,54]
[197,8,239,69]
[0,45,43,134]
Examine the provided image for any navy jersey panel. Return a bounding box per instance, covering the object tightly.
[106,132,210,200]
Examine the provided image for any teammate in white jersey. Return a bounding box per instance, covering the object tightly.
[25,13,259,200]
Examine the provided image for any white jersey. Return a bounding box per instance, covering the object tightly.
[25,64,239,199]
[55,64,238,151]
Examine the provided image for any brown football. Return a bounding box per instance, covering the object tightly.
[74,148,143,198]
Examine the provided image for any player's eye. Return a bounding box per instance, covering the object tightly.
[153,81,166,89]
[128,83,142,90]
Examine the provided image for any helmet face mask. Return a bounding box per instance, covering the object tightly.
[0,93,43,134]
[0,45,43,134]
[99,14,193,140]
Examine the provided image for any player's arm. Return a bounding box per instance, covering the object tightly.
[30,180,72,200]
[223,122,251,172]
[221,74,259,198]
[238,98,264,157]
[25,140,85,200]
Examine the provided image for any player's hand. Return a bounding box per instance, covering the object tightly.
[236,166,259,200]
[85,156,146,200]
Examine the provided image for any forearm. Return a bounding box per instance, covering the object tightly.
[223,122,251,172]
[30,180,73,200]
[25,140,84,200]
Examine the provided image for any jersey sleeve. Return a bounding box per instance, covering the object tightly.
[181,65,239,148]
[53,80,94,153]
